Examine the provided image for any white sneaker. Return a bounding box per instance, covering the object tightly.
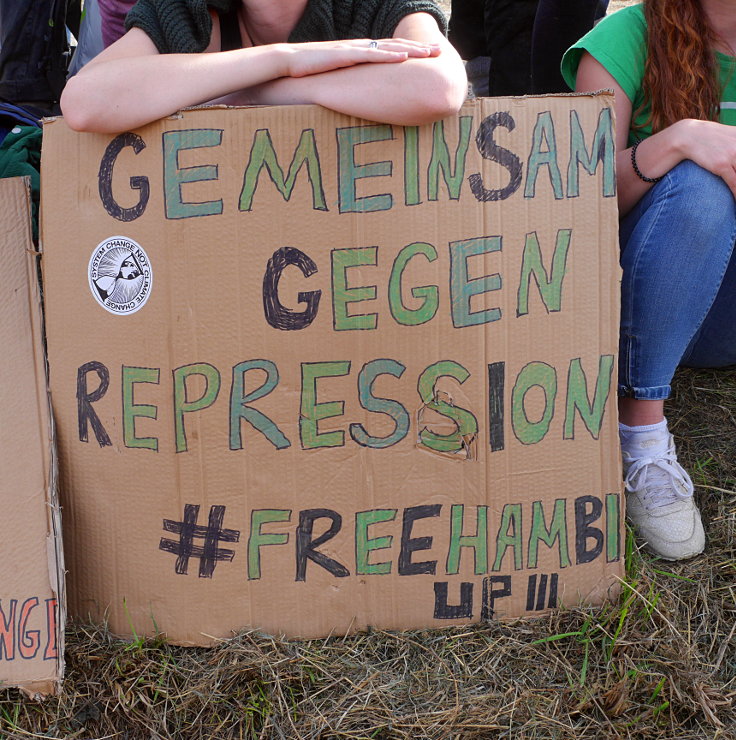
[622,435,705,561]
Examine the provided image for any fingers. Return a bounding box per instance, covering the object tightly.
[370,38,442,57]
[286,47,405,78]
[674,120,736,199]
[714,162,736,200]
[285,38,440,79]
[331,46,412,66]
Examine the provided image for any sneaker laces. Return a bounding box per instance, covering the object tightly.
[624,444,694,510]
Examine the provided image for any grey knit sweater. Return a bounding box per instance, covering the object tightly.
[125,0,448,54]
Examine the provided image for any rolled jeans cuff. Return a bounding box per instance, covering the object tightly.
[617,383,671,400]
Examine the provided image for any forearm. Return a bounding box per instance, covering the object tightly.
[61,14,462,133]
[62,45,289,133]
[617,123,687,216]
[246,55,467,126]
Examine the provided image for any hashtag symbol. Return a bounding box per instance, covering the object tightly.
[159,504,240,578]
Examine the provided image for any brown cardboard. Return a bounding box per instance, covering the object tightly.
[40,95,623,645]
[0,177,64,694]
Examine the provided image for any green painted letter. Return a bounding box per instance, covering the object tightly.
[350,359,409,448]
[492,503,524,571]
[564,355,614,440]
[528,499,571,569]
[248,509,290,579]
[450,236,502,327]
[511,362,557,445]
[332,247,378,331]
[122,366,159,451]
[447,504,488,575]
[163,129,223,219]
[567,107,615,198]
[404,126,421,206]
[173,363,221,453]
[606,493,621,562]
[517,229,572,316]
[300,361,351,449]
[388,242,439,326]
[337,125,394,213]
[427,116,473,201]
[355,509,397,575]
[524,112,563,199]
[239,128,326,211]
[417,361,478,453]
[230,360,290,450]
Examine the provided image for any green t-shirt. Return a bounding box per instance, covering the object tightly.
[561,4,736,144]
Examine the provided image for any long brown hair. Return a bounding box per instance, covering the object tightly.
[641,0,723,133]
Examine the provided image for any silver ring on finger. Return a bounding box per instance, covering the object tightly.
[369,40,379,49]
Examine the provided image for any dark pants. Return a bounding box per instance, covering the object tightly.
[449,0,608,95]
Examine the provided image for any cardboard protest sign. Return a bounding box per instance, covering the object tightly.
[40,96,622,644]
[0,177,64,694]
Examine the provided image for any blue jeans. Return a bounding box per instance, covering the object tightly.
[619,160,736,400]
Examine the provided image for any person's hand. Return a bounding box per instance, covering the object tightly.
[673,118,736,198]
[281,38,441,78]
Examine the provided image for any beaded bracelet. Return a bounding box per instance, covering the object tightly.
[630,140,663,184]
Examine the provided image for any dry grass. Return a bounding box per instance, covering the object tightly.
[1,367,734,739]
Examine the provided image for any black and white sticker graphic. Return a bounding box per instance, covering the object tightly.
[88,236,152,315]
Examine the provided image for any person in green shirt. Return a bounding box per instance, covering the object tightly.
[60,0,467,133]
[563,0,736,561]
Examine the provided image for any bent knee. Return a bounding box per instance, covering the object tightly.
[660,160,736,238]
[669,160,735,212]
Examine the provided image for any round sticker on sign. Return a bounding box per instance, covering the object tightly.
[88,236,152,315]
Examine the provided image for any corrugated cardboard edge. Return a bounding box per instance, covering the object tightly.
[20,176,66,698]
[41,91,616,127]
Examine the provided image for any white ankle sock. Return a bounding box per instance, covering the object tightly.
[619,419,669,459]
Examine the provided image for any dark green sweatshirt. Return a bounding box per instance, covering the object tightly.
[125,0,448,54]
